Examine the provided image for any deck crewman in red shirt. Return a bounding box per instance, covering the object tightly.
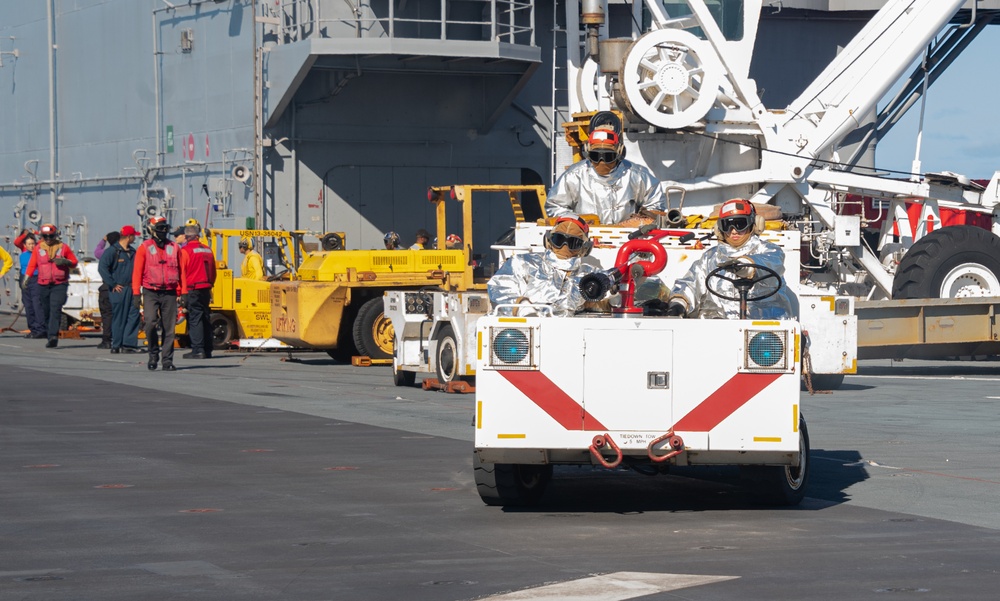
[133,216,185,371]
[25,223,79,348]
[179,223,217,360]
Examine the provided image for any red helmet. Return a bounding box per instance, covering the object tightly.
[40,223,59,237]
[445,234,462,247]
[717,199,757,236]
[718,199,754,219]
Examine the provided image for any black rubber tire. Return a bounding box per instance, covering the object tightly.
[892,226,1000,299]
[806,373,845,391]
[325,304,360,363]
[434,325,459,384]
[210,313,235,350]
[393,368,415,387]
[352,297,393,360]
[741,415,810,506]
[474,453,552,507]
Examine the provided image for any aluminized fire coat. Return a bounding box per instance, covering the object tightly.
[669,235,797,320]
[545,159,665,225]
[488,250,599,316]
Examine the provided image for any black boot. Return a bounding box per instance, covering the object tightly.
[148,356,158,371]
[45,338,58,348]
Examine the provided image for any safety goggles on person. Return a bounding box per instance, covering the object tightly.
[587,148,619,164]
[719,215,752,233]
[548,232,586,251]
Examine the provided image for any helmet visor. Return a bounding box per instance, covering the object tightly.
[719,216,752,233]
[549,232,586,251]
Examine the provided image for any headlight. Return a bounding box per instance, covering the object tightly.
[743,330,791,372]
[404,292,430,315]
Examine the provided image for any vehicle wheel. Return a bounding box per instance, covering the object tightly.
[434,325,460,384]
[805,373,844,391]
[210,313,235,350]
[892,226,1000,299]
[352,297,393,360]
[474,453,552,507]
[742,415,810,506]
[393,368,415,387]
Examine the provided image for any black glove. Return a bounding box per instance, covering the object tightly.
[178,295,187,309]
[53,257,73,268]
[641,298,671,316]
[666,301,686,317]
[133,296,142,311]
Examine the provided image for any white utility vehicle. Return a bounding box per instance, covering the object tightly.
[474,230,809,506]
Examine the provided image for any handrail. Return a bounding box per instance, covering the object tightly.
[276,0,534,46]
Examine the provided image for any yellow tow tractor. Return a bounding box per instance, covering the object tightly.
[176,228,312,349]
[269,184,547,362]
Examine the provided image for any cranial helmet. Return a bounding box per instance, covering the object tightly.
[239,237,253,251]
[185,218,200,227]
[544,216,592,260]
[383,231,400,249]
[714,199,764,246]
[585,111,625,167]
[40,223,59,237]
[445,234,462,248]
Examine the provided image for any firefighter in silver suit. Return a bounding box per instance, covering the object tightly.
[488,216,601,316]
[653,199,797,320]
[545,111,664,225]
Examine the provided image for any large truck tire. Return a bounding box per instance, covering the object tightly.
[741,415,809,506]
[892,226,1000,299]
[352,297,393,360]
[210,313,235,350]
[473,453,552,507]
[434,325,459,384]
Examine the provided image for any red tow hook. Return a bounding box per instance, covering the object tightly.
[647,431,685,463]
[589,434,623,469]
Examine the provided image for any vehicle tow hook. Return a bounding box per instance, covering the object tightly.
[647,431,685,463]
[589,434,623,469]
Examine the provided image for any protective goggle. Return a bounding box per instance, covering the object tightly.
[587,149,619,164]
[548,232,586,251]
[719,215,752,233]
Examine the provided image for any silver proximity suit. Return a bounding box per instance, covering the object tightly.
[545,159,665,225]
[488,251,598,316]
[669,235,797,320]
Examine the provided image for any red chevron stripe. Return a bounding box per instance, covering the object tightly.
[672,372,781,432]
[499,371,608,431]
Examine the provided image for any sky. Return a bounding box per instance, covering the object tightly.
[875,27,1000,180]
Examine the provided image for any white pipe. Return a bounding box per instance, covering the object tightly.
[153,9,162,167]
[47,0,57,225]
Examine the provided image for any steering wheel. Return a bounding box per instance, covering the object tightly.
[706,262,782,319]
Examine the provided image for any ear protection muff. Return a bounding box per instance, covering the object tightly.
[546,216,593,257]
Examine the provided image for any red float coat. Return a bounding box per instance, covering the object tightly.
[180,241,217,294]
[26,242,78,285]
[132,239,184,294]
